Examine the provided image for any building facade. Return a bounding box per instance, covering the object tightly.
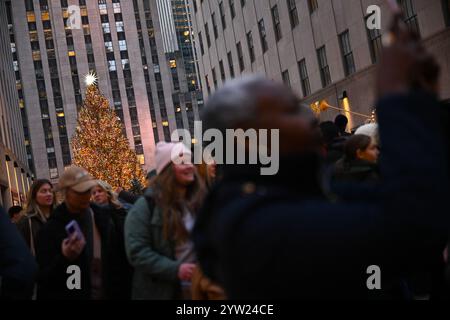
[8,0,203,183]
[0,0,33,209]
[189,0,450,129]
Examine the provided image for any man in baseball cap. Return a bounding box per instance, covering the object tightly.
[36,166,127,300]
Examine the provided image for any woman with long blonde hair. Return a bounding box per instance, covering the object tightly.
[91,179,133,299]
[125,142,205,300]
[17,179,56,256]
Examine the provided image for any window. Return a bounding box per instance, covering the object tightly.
[258,19,268,53]
[105,41,113,52]
[308,0,319,13]
[99,4,107,15]
[116,21,124,32]
[366,15,383,63]
[339,30,355,76]
[205,75,211,94]
[227,51,235,78]
[108,60,116,71]
[271,5,282,42]
[317,46,331,87]
[212,13,218,39]
[247,31,255,62]
[198,32,205,55]
[229,0,236,19]
[298,59,311,97]
[102,22,110,33]
[287,0,299,28]
[399,0,420,36]
[113,2,121,13]
[237,42,244,72]
[219,2,226,29]
[282,70,291,87]
[443,0,450,27]
[212,68,218,89]
[49,168,58,179]
[119,40,127,51]
[25,0,34,12]
[205,23,211,47]
[219,60,226,81]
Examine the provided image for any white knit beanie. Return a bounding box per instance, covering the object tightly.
[155,142,192,174]
[355,123,379,144]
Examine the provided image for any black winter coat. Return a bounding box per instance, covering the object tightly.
[193,92,450,299]
[36,203,129,300]
[0,207,37,299]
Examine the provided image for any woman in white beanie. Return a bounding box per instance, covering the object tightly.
[125,142,205,300]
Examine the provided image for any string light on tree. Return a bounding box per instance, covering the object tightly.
[72,74,146,189]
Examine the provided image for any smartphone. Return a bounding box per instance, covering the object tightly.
[65,220,82,240]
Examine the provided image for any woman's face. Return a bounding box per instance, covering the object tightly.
[173,163,196,186]
[357,139,379,163]
[91,186,109,205]
[36,183,54,208]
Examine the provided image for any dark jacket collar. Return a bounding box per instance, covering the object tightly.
[218,154,325,197]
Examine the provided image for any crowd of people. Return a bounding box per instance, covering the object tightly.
[1,18,449,300]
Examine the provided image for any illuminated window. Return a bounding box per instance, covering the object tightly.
[102,22,110,33]
[57,112,65,117]
[63,10,69,18]
[169,60,177,68]
[49,168,58,179]
[119,40,127,51]
[27,12,36,22]
[68,51,76,56]
[32,51,41,61]
[41,12,50,21]
[116,21,124,32]
[162,121,169,127]
[137,154,145,165]
[113,2,121,13]
[81,8,88,16]
[99,4,107,15]
[108,60,116,71]
[105,41,113,52]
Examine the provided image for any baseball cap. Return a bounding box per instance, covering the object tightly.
[58,166,97,193]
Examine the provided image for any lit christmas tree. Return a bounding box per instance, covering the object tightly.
[71,73,146,189]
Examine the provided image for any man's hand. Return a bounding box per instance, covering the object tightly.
[62,233,86,262]
[178,263,196,281]
[377,15,440,98]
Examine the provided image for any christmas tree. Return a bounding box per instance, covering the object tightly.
[71,73,146,189]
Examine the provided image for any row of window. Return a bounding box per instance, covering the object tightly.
[6,1,35,173]
[202,0,423,96]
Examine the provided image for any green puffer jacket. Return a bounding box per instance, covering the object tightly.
[124,189,181,300]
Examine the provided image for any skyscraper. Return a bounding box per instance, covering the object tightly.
[0,0,33,208]
[8,0,203,183]
[189,0,450,128]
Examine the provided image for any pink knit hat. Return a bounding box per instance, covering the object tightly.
[155,142,192,174]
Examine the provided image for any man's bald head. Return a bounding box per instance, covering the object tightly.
[201,76,320,155]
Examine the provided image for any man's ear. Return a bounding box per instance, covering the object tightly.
[356,149,363,159]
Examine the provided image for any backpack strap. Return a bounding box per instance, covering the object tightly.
[143,193,156,222]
